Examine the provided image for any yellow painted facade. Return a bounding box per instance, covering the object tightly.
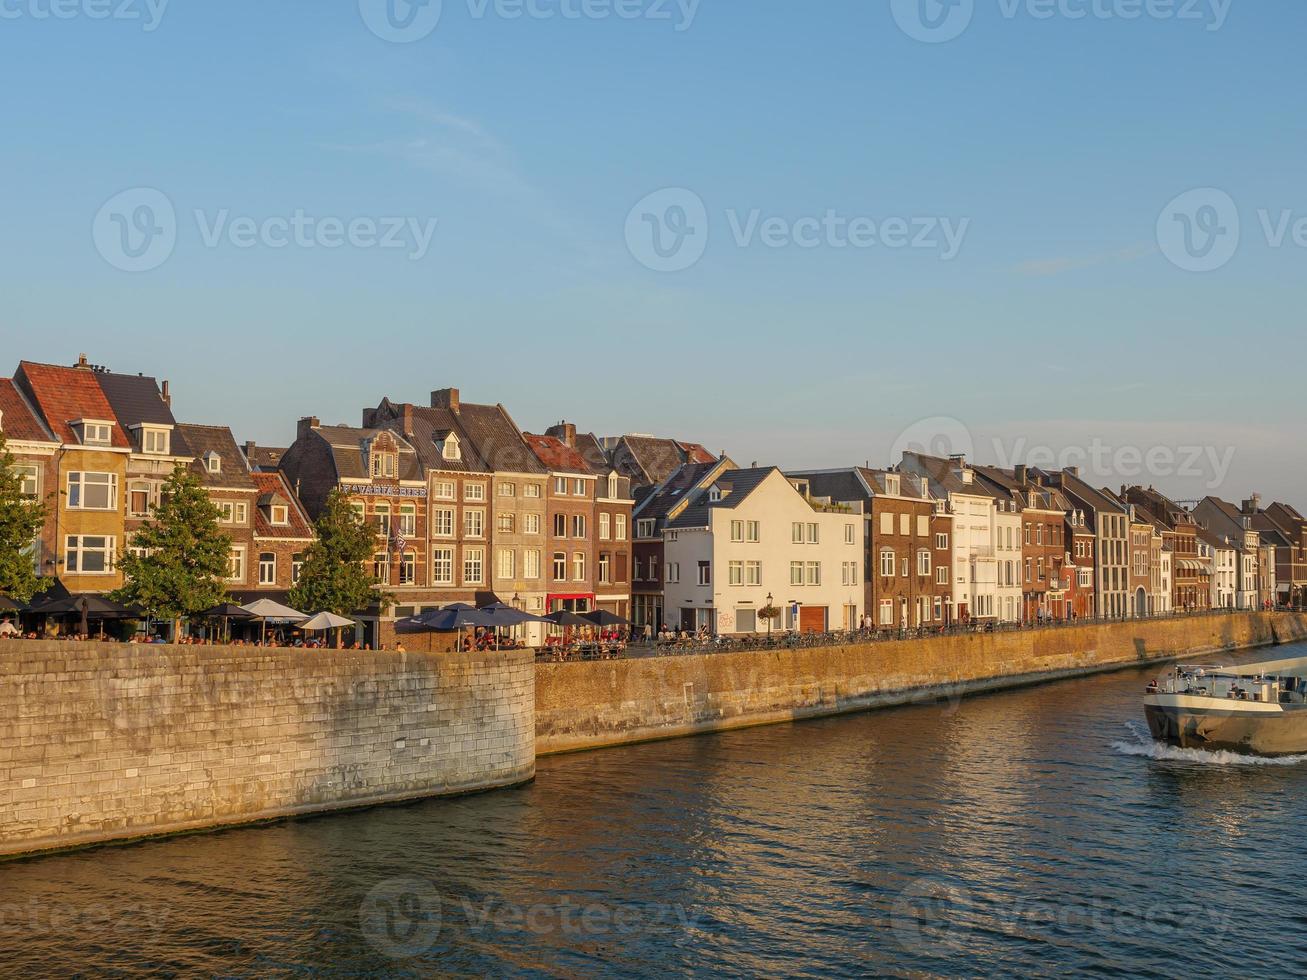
[54,446,129,593]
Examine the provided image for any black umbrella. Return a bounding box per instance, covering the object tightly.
[580,610,631,628]
[479,602,552,627]
[201,603,257,642]
[0,596,21,613]
[398,605,495,632]
[544,610,593,628]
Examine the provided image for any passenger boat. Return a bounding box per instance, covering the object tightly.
[1144,656,1307,756]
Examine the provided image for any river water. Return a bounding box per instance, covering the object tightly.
[4,647,1307,977]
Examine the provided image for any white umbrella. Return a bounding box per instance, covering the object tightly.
[240,599,308,644]
[302,611,354,630]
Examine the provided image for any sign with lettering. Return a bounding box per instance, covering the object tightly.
[342,483,428,499]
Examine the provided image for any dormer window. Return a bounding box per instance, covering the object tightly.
[885,475,900,496]
[75,420,113,447]
[205,451,222,474]
[271,505,289,526]
[370,448,397,479]
[137,425,171,455]
[438,432,461,462]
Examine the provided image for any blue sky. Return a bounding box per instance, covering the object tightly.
[2,0,1303,502]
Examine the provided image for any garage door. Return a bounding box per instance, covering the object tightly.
[799,606,827,634]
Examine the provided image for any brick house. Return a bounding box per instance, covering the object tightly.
[1263,501,1307,609]
[525,433,599,614]
[1123,486,1210,611]
[1041,468,1129,619]
[975,465,1071,623]
[173,424,262,594]
[0,378,60,586]
[250,470,315,599]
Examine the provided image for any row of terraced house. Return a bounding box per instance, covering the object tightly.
[3,355,1306,645]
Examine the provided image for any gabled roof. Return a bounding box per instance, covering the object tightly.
[251,472,314,540]
[574,432,611,474]
[96,371,182,454]
[1043,468,1128,517]
[14,361,131,448]
[668,467,779,530]
[901,451,991,499]
[0,379,57,443]
[176,424,256,491]
[456,402,548,475]
[614,434,720,487]
[634,459,726,523]
[313,425,424,483]
[523,434,593,475]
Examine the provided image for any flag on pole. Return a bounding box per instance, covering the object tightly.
[390,517,407,556]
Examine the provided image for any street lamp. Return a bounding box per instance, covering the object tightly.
[766,592,773,637]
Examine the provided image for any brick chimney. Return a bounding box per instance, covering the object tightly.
[1242,494,1261,515]
[547,422,577,448]
[160,379,171,408]
[74,353,90,370]
[244,440,256,460]
[431,388,460,413]
[297,416,320,441]
[1064,466,1080,477]
[1014,464,1028,485]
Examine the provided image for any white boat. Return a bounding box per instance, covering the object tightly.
[1144,656,1307,756]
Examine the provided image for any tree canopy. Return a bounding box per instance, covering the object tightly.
[289,489,389,616]
[0,434,50,603]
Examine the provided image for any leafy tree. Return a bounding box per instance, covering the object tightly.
[0,433,50,603]
[110,464,231,631]
[290,489,390,616]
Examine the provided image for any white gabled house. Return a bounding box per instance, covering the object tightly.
[661,467,864,635]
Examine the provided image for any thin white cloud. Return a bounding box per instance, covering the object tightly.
[1013,242,1156,278]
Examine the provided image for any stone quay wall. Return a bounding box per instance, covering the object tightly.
[535,612,1307,755]
[0,644,535,858]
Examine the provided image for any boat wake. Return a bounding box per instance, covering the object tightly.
[1112,722,1307,766]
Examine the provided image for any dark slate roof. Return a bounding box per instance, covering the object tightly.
[523,434,593,475]
[0,379,56,443]
[456,403,548,475]
[787,468,872,505]
[621,436,692,485]
[244,444,287,472]
[176,424,257,491]
[15,361,132,448]
[1049,468,1128,516]
[667,467,777,530]
[96,371,178,439]
[383,405,487,473]
[314,426,424,482]
[251,472,314,539]
[574,432,611,474]
[634,460,724,523]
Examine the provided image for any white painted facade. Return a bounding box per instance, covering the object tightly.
[662,469,864,635]
[993,497,1022,623]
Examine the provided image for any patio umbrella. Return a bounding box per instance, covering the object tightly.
[201,602,257,642]
[543,610,592,628]
[478,602,552,650]
[0,596,21,612]
[580,610,631,628]
[301,611,355,649]
[399,606,494,631]
[240,598,308,644]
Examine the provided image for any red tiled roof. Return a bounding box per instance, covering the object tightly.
[677,442,718,465]
[0,379,55,443]
[251,472,314,539]
[524,434,592,475]
[16,362,130,448]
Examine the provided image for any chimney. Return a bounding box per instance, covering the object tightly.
[1243,494,1261,514]
[402,403,414,437]
[1014,464,1028,485]
[244,440,257,461]
[160,379,171,408]
[361,407,378,428]
[1065,466,1080,477]
[297,416,320,441]
[431,388,460,413]
[74,353,91,370]
[546,422,577,448]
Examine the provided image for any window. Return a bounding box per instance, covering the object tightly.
[399,552,416,585]
[128,481,153,518]
[432,549,454,585]
[12,464,39,497]
[729,560,744,586]
[881,512,895,536]
[791,561,804,586]
[206,453,221,474]
[79,421,112,446]
[917,515,929,537]
[880,549,896,577]
[600,513,612,540]
[498,482,516,498]
[524,483,542,499]
[599,553,612,584]
[373,553,389,582]
[573,479,586,497]
[879,599,894,626]
[553,553,568,581]
[226,545,245,583]
[900,514,910,535]
[271,504,290,526]
[917,550,931,577]
[463,548,484,584]
[351,501,366,523]
[398,503,416,537]
[67,472,117,510]
[67,535,115,574]
[573,552,586,581]
[524,549,541,579]
[697,561,711,586]
[497,513,516,533]
[806,562,821,586]
[746,561,762,586]
[845,523,856,545]
[901,558,909,578]
[731,520,745,542]
[572,515,586,538]
[648,556,660,582]
[292,553,304,584]
[792,522,804,544]
[553,514,567,537]
[842,561,858,586]
[141,427,170,455]
[637,519,656,539]
[464,509,485,538]
[937,566,948,585]
[607,473,619,499]
[934,597,944,621]
[497,548,515,580]
[434,480,455,500]
[433,508,454,537]
[1025,558,1033,583]
[441,434,461,461]
[370,450,396,480]
[615,515,627,541]
[374,503,391,537]
[936,533,949,550]
[524,513,541,535]
[1037,557,1046,581]
[259,552,276,585]
[807,523,820,544]
[666,562,680,584]
[465,483,486,502]
[554,477,568,495]
[746,521,760,543]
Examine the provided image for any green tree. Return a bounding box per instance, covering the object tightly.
[110,464,231,631]
[0,433,50,603]
[290,489,390,616]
